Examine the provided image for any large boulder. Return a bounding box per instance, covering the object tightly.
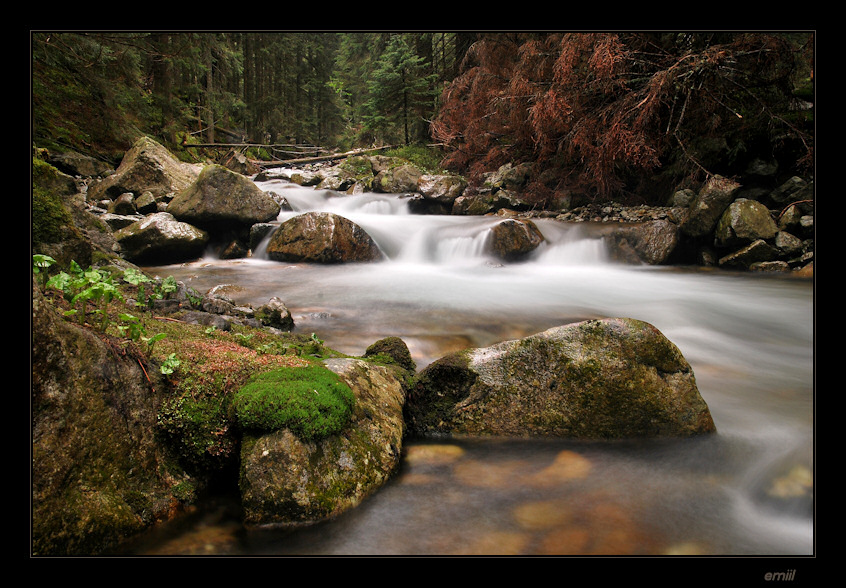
[405,318,716,439]
[714,198,778,249]
[87,136,202,202]
[239,358,406,526]
[114,212,209,264]
[32,279,186,555]
[265,212,384,263]
[167,164,282,232]
[488,219,545,261]
[680,175,742,238]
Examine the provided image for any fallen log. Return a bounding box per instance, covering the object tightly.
[255,145,399,168]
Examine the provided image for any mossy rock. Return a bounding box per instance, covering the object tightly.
[239,359,406,526]
[405,318,716,439]
[232,365,355,441]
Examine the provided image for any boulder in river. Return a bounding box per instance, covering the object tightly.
[604,219,680,265]
[405,318,716,439]
[265,212,384,264]
[114,212,209,264]
[488,219,545,260]
[167,164,282,232]
[239,358,406,526]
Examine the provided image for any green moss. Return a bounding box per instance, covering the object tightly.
[233,365,355,441]
[32,158,77,245]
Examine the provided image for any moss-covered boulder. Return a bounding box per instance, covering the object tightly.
[405,318,716,439]
[239,359,406,526]
[167,164,282,233]
[714,198,778,249]
[32,279,192,556]
[32,157,115,268]
[87,136,202,202]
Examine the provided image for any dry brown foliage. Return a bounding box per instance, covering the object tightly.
[432,32,813,203]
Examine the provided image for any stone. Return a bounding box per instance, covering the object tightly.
[87,136,202,202]
[680,175,742,238]
[114,212,209,264]
[714,198,778,248]
[167,164,282,232]
[239,359,406,526]
[265,212,383,264]
[604,220,680,265]
[488,219,545,260]
[405,318,716,439]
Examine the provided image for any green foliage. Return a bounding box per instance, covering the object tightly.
[45,260,123,330]
[32,254,57,289]
[232,365,355,441]
[384,144,446,174]
[123,268,178,308]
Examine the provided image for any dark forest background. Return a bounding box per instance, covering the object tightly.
[31,31,814,206]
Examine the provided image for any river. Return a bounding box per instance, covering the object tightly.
[133,174,814,558]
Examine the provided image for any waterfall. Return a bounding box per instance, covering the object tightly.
[256,179,609,266]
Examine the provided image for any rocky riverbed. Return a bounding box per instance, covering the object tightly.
[32,137,814,555]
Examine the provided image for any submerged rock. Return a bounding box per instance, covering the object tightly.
[405,318,716,439]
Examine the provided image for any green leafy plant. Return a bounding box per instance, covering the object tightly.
[32,254,57,289]
[160,353,180,375]
[232,365,355,441]
[46,261,123,330]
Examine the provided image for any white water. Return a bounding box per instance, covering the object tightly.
[141,174,814,557]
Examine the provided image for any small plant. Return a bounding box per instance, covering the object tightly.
[46,261,123,330]
[32,254,56,289]
[160,353,180,375]
[123,269,179,308]
[232,365,355,441]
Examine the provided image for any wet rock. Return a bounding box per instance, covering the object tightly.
[417,174,468,207]
[375,163,423,193]
[239,358,406,526]
[488,219,545,261]
[718,239,780,270]
[603,219,680,265]
[114,212,209,264]
[363,336,416,373]
[769,176,813,206]
[254,297,294,331]
[265,212,383,264]
[107,193,136,215]
[406,318,716,439]
[714,198,778,248]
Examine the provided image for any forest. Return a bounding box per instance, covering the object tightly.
[31,31,814,206]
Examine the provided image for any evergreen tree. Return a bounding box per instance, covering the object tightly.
[363,33,437,145]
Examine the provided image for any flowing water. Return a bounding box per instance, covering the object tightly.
[133,174,814,557]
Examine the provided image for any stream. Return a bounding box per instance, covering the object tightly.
[131,174,814,557]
